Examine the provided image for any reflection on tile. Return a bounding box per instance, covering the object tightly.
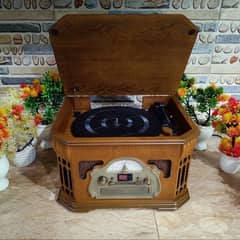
[1,138,240,239]
[0,151,158,240]
[155,137,240,239]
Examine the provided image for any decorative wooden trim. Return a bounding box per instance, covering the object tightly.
[148,160,171,178]
[142,96,170,109]
[57,189,190,212]
[79,160,104,179]
[73,96,91,112]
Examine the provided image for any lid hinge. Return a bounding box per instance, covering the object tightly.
[66,86,83,98]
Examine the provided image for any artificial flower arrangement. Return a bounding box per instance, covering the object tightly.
[0,89,39,161]
[20,71,64,125]
[212,97,240,158]
[177,74,227,126]
[0,106,10,158]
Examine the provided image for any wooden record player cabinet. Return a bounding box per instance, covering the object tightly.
[49,14,199,212]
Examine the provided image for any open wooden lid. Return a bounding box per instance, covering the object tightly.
[49,14,198,96]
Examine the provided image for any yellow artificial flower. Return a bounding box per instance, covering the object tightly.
[0,108,7,117]
[23,86,31,95]
[30,89,38,97]
[223,112,232,123]
[235,136,240,143]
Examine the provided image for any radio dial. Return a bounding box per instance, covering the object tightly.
[98,176,108,185]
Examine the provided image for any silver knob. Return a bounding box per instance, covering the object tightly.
[144,177,151,185]
[108,177,115,185]
[98,176,108,185]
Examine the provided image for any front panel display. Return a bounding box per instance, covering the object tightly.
[88,158,161,199]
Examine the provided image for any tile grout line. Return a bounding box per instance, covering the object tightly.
[153,210,160,240]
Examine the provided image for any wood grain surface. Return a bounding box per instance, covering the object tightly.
[49,14,198,96]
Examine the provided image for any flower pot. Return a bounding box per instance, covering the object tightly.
[0,155,10,191]
[195,125,214,151]
[13,141,36,168]
[219,152,240,174]
[37,124,48,137]
[37,124,52,150]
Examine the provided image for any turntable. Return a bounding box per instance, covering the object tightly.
[50,14,199,212]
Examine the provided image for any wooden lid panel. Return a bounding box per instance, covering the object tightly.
[49,14,198,96]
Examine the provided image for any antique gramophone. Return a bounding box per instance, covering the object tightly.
[49,14,199,212]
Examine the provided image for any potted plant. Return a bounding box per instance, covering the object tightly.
[7,104,38,167]
[212,97,240,174]
[20,71,64,149]
[177,74,226,150]
[3,89,39,167]
[0,106,10,191]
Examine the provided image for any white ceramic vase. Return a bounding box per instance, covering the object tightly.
[195,125,214,151]
[14,142,36,168]
[37,124,48,137]
[0,155,10,191]
[219,152,240,174]
[37,124,52,150]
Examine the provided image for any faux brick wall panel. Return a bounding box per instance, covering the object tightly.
[0,0,239,98]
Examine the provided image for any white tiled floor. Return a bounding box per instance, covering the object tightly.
[0,137,240,239]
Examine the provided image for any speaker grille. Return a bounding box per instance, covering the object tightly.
[58,156,73,197]
[176,155,191,196]
[98,185,151,198]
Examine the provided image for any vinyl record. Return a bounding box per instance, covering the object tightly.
[71,106,161,137]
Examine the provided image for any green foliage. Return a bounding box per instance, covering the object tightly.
[22,71,64,124]
[24,95,42,115]
[178,74,224,126]
[40,72,64,124]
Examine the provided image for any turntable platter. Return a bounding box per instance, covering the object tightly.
[71,106,161,137]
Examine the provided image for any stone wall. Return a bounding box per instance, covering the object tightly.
[0,0,240,97]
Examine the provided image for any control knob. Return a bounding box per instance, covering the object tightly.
[143,177,151,185]
[97,176,108,185]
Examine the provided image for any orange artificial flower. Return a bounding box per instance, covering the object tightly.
[219,137,232,153]
[212,97,240,157]
[20,80,44,99]
[227,126,238,137]
[177,88,187,97]
[11,104,24,120]
[210,83,217,89]
[49,71,59,81]
[0,121,6,129]
[0,127,9,139]
[236,125,240,135]
[3,128,9,138]
[33,79,41,86]
[0,122,5,129]
[217,94,229,102]
[34,114,42,126]
[218,107,227,115]
[20,86,31,99]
